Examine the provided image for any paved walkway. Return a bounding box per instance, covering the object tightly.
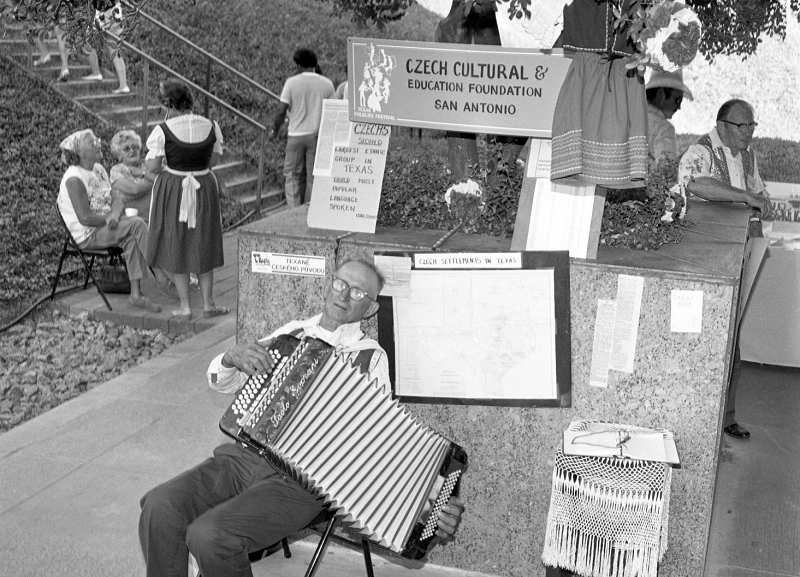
[1,227,798,576]
[50,230,241,334]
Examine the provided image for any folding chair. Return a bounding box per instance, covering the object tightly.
[246,511,375,577]
[50,206,125,311]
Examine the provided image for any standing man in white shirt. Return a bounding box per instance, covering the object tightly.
[272,48,335,207]
[678,99,772,441]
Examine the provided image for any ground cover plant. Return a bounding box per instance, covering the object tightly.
[0,308,190,432]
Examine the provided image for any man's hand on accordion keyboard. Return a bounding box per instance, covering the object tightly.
[221,342,276,375]
[435,496,465,540]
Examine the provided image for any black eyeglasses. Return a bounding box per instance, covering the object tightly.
[121,144,141,153]
[720,119,758,131]
[332,277,373,302]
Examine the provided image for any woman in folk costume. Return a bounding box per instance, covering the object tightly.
[551,0,648,188]
[146,79,227,321]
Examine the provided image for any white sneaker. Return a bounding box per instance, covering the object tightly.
[83,73,103,81]
[112,86,130,94]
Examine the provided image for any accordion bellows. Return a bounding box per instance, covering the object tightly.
[219,336,466,559]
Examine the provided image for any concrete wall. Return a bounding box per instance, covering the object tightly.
[236,204,748,577]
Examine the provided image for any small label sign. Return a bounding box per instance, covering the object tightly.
[251,252,326,277]
[414,252,523,269]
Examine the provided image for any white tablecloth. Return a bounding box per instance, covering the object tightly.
[740,246,800,367]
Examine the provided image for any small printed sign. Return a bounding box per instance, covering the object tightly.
[414,252,523,269]
[671,289,703,333]
[251,252,326,277]
[307,100,390,233]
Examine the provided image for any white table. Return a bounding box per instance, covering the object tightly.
[740,245,800,367]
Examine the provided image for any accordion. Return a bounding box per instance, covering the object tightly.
[219,335,467,560]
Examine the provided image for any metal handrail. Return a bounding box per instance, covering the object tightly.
[134,9,280,102]
[110,33,266,130]
[25,8,280,210]
[115,4,281,210]
[106,30,269,210]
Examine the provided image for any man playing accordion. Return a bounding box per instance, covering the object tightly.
[138,258,464,577]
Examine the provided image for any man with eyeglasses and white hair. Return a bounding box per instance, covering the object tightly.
[138,258,464,577]
[677,99,772,442]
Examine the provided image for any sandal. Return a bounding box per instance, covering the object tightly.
[33,54,52,67]
[128,296,161,313]
[171,309,192,321]
[203,305,229,318]
[154,280,180,300]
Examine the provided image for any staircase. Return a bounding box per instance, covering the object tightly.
[0,25,284,213]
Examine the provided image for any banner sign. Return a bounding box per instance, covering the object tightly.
[346,38,572,137]
[308,99,390,233]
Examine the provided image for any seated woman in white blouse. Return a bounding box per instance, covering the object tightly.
[56,129,169,312]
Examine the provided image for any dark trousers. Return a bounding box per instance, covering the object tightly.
[724,218,763,428]
[139,443,326,577]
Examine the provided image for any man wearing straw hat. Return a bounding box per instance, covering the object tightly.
[645,69,693,165]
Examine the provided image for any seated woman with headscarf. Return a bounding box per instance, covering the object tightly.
[56,128,167,312]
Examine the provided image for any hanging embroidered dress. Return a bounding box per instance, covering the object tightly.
[551,0,648,188]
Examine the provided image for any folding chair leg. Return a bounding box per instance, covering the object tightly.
[50,238,70,301]
[361,539,375,577]
[84,255,95,289]
[303,515,337,577]
[75,248,113,311]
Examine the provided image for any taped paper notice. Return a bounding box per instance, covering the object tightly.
[589,299,616,388]
[526,138,552,179]
[374,255,412,298]
[671,290,703,333]
[609,275,644,373]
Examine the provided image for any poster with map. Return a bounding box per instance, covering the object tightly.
[376,251,571,406]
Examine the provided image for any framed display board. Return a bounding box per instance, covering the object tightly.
[375,251,571,407]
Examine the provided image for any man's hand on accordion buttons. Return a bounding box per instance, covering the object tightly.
[435,496,465,540]
[221,342,276,376]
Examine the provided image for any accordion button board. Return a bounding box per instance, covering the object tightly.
[219,335,467,560]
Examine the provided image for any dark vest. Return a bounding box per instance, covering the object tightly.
[161,121,216,171]
[696,134,756,193]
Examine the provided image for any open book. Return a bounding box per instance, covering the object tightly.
[563,423,680,465]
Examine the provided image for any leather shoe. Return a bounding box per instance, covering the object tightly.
[724,423,751,440]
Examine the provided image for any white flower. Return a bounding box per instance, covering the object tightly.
[661,182,688,222]
[444,178,483,207]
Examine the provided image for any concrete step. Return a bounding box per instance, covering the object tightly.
[74,92,143,110]
[129,117,163,133]
[26,63,92,80]
[211,159,251,180]
[103,104,162,123]
[55,77,130,97]
[233,187,285,211]
[223,172,261,197]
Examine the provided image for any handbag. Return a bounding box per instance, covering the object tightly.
[95,256,130,294]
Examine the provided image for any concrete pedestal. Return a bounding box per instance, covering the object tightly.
[235,201,750,577]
